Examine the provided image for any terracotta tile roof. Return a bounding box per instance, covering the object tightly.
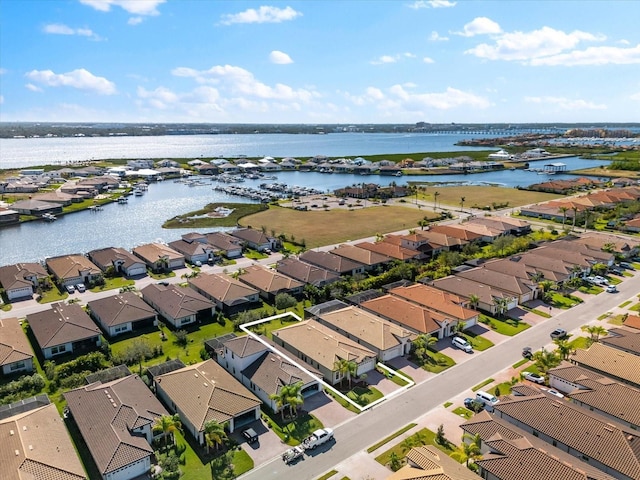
[87,246,144,271]
[0,317,34,367]
[27,302,101,349]
[354,241,421,261]
[188,272,259,305]
[492,394,640,479]
[63,375,168,476]
[87,292,157,327]
[600,327,640,355]
[238,265,304,294]
[0,262,47,292]
[427,224,484,242]
[155,359,260,430]
[272,320,376,371]
[45,254,101,281]
[141,284,214,319]
[330,244,392,266]
[387,445,481,480]
[570,342,640,387]
[132,243,184,263]
[360,295,444,335]
[0,403,86,480]
[623,314,640,331]
[317,305,415,352]
[276,257,341,286]
[389,284,477,321]
[299,250,364,274]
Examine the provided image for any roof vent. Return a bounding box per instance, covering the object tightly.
[28,445,33,451]
[23,426,27,431]
[9,430,14,436]
[15,450,19,456]
[194,373,198,378]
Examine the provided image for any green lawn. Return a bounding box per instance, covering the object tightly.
[244,249,269,260]
[630,303,640,312]
[90,276,134,292]
[375,428,456,467]
[347,386,383,406]
[366,423,417,453]
[261,410,323,446]
[608,314,627,326]
[37,287,69,304]
[460,331,494,351]
[452,407,474,420]
[569,336,591,350]
[512,358,529,369]
[479,314,530,336]
[549,292,583,308]
[578,285,603,295]
[317,470,339,480]
[472,378,494,392]
[619,300,632,308]
[417,350,456,373]
[247,314,301,339]
[147,270,177,280]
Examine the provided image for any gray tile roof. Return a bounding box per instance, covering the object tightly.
[27,302,101,349]
[141,284,214,319]
[88,291,157,327]
[0,262,47,292]
[189,272,259,305]
[276,257,340,286]
[0,317,34,367]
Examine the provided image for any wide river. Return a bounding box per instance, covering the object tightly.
[0,133,610,264]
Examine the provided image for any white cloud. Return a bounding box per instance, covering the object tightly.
[219,6,302,25]
[79,0,165,15]
[389,85,491,109]
[454,17,501,37]
[525,96,606,110]
[408,0,456,9]
[269,50,293,64]
[25,83,43,92]
[530,43,640,66]
[43,23,101,40]
[631,92,640,101]
[423,57,435,64]
[25,68,116,95]
[370,53,416,65]
[429,31,448,42]
[128,17,143,25]
[466,26,603,61]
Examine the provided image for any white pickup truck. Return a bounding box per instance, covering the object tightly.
[302,428,334,450]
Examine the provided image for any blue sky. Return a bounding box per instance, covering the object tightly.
[1,0,639,124]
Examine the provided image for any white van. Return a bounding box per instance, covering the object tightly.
[475,391,500,411]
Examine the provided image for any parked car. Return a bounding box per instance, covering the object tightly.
[523,372,545,384]
[75,283,86,293]
[610,267,624,276]
[451,336,473,353]
[620,262,635,270]
[550,328,568,340]
[606,285,618,293]
[65,284,75,294]
[242,428,258,444]
[593,276,609,285]
[546,388,565,399]
[522,346,533,359]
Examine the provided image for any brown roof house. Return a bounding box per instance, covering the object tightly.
[0,262,48,301]
[64,374,170,480]
[569,342,640,388]
[456,266,539,305]
[88,246,148,277]
[387,445,481,480]
[272,320,377,386]
[230,227,276,252]
[217,335,321,413]
[204,232,243,259]
[237,264,304,302]
[45,254,103,288]
[430,275,518,316]
[600,327,640,356]
[0,400,86,480]
[311,304,415,362]
[140,284,214,328]
[188,272,260,315]
[27,302,101,359]
[276,257,341,287]
[168,238,219,265]
[299,250,365,276]
[0,317,35,375]
[623,314,640,331]
[330,244,392,271]
[132,243,185,273]
[87,292,158,338]
[155,359,261,439]
[354,240,421,261]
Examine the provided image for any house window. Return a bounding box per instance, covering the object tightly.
[51,345,67,355]
[10,361,25,371]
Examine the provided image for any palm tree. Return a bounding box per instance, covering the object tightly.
[460,196,466,213]
[539,280,555,303]
[492,296,510,318]
[283,381,305,418]
[581,324,608,343]
[457,433,482,467]
[412,334,437,363]
[433,191,440,210]
[203,420,227,453]
[153,414,182,449]
[558,206,568,228]
[553,338,573,360]
[468,294,480,311]
[270,385,291,421]
[334,358,357,388]
[571,206,578,231]
[533,348,561,373]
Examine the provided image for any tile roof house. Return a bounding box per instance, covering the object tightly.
[217,335,321,413]
[359,294,447,339]
[299,250,365,276]
[10,198,63,216]
[623,314,640,331]
[489,394,640,480]
[87,292,158,338]
[27,302,101,359]
[230,227,276,252]
[456,266,539,304]
[354,240,421,261]
[45,254,103,288]
[0,317,34,375]
[467,216,532,236]
[275,257,341,287]
[272,320,377,385]
[386,445,481,480]
[430,275,517,315]
[426,224,485,243]
[155,359,261,439]
[237,264,304,301]
[167,238,219,265]
[88,246,148,277]
[204,232,243,258]
[188,272,260,315]
[0,401,87,480]
[140,284,214,328]
[64,375,170,480]
[132,243,185,272]
[481,256,569,285]
[571,232,639,259]
[0,262,48,301]
[329,244,392,270]
[312,304,415,362]
[600,327,640,356]
[569,342,640,388]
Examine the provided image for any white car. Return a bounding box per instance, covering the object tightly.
[606,285,617,293]
[451,336,473,353]
[522,372,545,384]
[547,388,565,399]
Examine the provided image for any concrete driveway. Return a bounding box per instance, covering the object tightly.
[231,419,286,467]
[304,390,357,427]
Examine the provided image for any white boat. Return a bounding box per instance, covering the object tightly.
[133,189,144,196]
[42,213,57,221]
[118,197,128,204]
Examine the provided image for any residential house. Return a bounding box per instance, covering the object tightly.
[600,327,640,356]
[430,275,517,315]
[299,250,366,276]
[311,304,415,361]
[389,284,479,331]
[88,246,148,277]
[452,222,505,243]
[0,400,86,480]
[387,445,481,480]
[467,217,532,236]
[272,320,377,385]
[570,342,640,388]
[155,359,261,439]
[427,224,485,243]
[571,232,639,259]
[623,216,640,233]
[27,302,101,359]
[0,262,48,301]
[204,231,244,258]
[88,292,158,337]
[397,231,464,260]
[0,317,34,375]
[64,375,170,480]
[623,314,640,331]
[480,256,568,286]
[276,257,341,287]
[329,244,392,271]
[168,238,219,265]
[237,265,305,301]
[230,227,276,252]
[0,207,20,226]
[217,335,321,413]
[455,266,539,304]
[9,199,63,217]
[45,254,103,288]
[140,284,214,328]
[354,240,421,261]
[359,294,447,339]
[133,243,185,272]
[188,273,260,315]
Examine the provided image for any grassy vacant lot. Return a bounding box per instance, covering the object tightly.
[411,186,563,208]
[239,205,433,248]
